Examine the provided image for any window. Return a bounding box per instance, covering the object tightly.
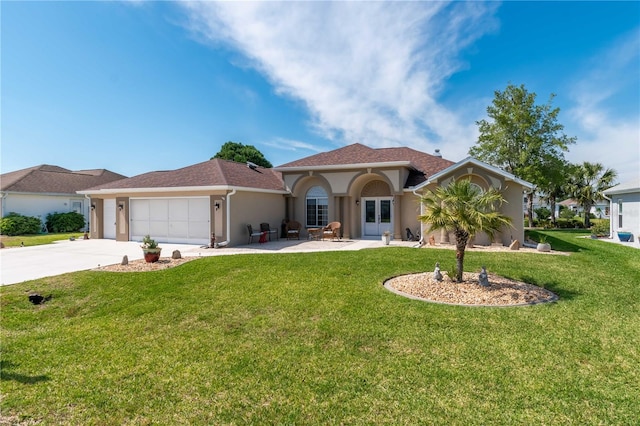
[306,186,328,227]
[618,199,623,228]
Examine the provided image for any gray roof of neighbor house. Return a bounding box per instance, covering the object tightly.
[1,165,127,194]
[275,143,455,188]
[603,178,640,195]
[81,159,285,193]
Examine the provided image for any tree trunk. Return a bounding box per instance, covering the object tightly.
[550,198,557,227]
[454,230,469,282]
[527,193,534,227]
[584,202,592,228]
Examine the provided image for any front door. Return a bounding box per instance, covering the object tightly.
[362,197,393,237]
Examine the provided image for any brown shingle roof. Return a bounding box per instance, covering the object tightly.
[85,159,285,192]
[277,143,454,187]
[1,165,127,194]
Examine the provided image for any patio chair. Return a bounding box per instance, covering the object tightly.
[260,223,278,241]
[286,220,301,240]
[247,224,263,244]
[322,221,341,240]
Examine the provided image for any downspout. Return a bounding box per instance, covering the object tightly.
[412,186,426,246]
[216,188,236,247]
[602,193,612,238]
[84,194,92,232]
[0,192,7,218]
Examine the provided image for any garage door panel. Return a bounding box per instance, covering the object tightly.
[168,199,188,221]
[189,198,210,221]
[169,221,189,238]
[149,221,169,238]
[149,200,168,221]
[130,199,149,221]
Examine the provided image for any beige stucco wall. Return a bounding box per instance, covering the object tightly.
[228,191,285,245]
[418,169,527,247]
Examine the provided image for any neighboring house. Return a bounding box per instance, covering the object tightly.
[0,165,127,230]
[558,198,610,219]
[603,178,640,243]
[80,143,533,247]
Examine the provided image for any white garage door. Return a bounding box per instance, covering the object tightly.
[130,197,210,244]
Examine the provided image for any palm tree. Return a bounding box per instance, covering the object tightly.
[419,179,512,282]
[566,162,617,228]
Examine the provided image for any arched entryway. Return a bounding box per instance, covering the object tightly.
[360,181,393,237]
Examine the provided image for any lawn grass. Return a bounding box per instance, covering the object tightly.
[0,232,83,247]
[2,231,639,424]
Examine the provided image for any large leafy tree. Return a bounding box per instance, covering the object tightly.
[469,84,576,226]
[566,162,617,228]
[419,179,512,283]
[212,141,273,168]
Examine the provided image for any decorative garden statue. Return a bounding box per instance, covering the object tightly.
[434,262,443,281]
[478,266,489,287]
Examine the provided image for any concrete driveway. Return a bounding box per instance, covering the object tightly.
[0,238,416,286]
[0,239,204,286]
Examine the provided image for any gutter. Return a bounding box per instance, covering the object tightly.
[215,188,236,248]
[602,193,613,238]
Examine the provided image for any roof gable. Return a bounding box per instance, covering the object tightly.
[276,143,454,188]
[413,157,534,190]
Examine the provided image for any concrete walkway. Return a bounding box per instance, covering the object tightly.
[0,238,417,286]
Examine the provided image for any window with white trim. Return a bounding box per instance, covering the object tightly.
[618,199,623,228]
[306,186,328,227]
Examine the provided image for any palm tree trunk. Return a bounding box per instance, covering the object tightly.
[584,203,592,228]
[454,230,469,282]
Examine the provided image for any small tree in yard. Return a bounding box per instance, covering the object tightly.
[419,179,512,283]
[566,161,617,228]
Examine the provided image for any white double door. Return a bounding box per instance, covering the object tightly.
[362,197,393,237]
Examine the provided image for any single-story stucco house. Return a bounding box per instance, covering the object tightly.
[79,143,533,247]
[1,165,127,229]
[603,178,640,243]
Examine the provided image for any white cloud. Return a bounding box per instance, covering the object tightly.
[180,1,498,161]
[567,28,640,184]
[263,138,325,153]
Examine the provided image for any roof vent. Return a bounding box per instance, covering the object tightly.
[247,161,258,170]
[434,149,442,158]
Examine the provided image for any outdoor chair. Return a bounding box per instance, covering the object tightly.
[260,223,278,241]
[286,220,301,240]
[322,221,341,240]
[247,224,263,244]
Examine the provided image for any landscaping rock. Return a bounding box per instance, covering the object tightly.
[478,266,489,287]
[121,255,128,265]
[428,235,436,246]
[172,250,182,259]
[509,240,520,250]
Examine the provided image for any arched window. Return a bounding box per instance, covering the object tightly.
[306,186,328,227]
[469,183,483,194]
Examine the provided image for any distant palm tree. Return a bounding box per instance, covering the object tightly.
[566,162,617,228]
[419,179,512,282]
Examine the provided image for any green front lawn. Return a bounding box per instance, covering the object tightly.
[0,232,84,247]
[2,231,639,424]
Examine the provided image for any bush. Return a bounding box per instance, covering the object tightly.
[534,207,552,220]
[559,208,577,220]
[556,218,585,229]
[591,219,610,237]
[46,212,85,233]
[0,212,42,236]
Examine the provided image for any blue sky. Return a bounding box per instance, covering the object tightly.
[2,1,639,184]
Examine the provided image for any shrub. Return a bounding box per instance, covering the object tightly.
[556,218,585,229]
[0,212,42,236]
[534,207,551,220]
[591,220,610,237]
[559,207,577,220]
[46,212,85,233]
